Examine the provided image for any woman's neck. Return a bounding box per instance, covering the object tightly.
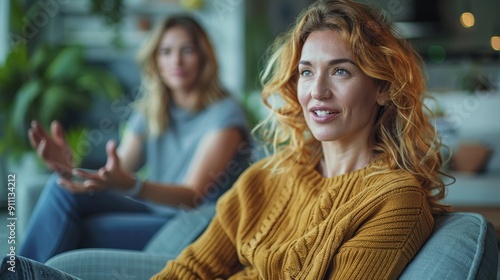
[318,142,373,178]
[170,89,198,109]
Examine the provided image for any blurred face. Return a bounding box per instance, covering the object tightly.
[297,30,385,144]
[157,26,202,93]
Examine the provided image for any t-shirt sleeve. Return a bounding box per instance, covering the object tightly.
[206,98,249,133]
[126,111,148,137]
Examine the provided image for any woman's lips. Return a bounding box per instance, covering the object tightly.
[170,71,186,77]
[309,107,340,123]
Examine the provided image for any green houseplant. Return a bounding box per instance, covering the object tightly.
[0,0,124,166]
[0,43,123,163]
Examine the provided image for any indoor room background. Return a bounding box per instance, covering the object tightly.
[0,0,499,276]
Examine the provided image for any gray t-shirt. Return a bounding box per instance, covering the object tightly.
[127,96,251,203]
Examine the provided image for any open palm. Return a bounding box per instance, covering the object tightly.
[28,121,74,179]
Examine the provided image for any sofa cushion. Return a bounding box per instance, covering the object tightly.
[400,212,498,280]
[143,203,216,256]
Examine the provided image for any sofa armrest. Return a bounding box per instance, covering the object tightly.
[400,212,498,280]
[143,203,216,256]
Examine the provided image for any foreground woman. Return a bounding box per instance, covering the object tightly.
[155,0,449,278]
[3,0,449,279]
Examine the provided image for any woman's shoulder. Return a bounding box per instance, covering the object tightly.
[237,157,274,181]
[362,167,425,203]
[207,96,244,113]
[364,160,418,184]
[125,110,148,135]
[236,154,311,188]
[201,96,247,126]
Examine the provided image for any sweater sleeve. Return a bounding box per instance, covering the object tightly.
[150,163,261,279]
[328,185,435,280]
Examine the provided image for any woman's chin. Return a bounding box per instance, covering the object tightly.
[163,79,197,93]
[311,132,338,143]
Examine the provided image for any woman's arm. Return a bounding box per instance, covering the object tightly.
[138,127,243,207]
[151,164,253,279]
[116,129,145,173]
[327,187,435,279]
[152,213,242,279]
[61,127,244,208]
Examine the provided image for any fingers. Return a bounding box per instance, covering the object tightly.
[28,121,45,148]
[55,139,123,194]
[58,176,105,194]
[28,128,40,149]
[29,120,63,152]
[106,140,117,154]
[105,140,120,169]
[52,162,73,179]
[58,177,93,194]
[72,168,109,189]
[35,138,69,178]
[51,120,66,146]
[97,167,108,178]
[72,168,100,181]
[36,138,48,159]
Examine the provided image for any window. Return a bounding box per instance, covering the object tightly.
[0,0,9,64]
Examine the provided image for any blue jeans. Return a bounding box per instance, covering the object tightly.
[1,250,173,280]
[19,174,177,263]
[1,256,80,280]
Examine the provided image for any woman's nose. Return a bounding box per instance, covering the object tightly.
[170,51,182,65]
[311,75,333,100]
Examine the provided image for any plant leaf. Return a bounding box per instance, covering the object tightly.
[10,80,42,138]
[0,119,31,156]
[46,47,84,81]
[0,46,29,120]
[5,44,29,76]
[38,85,92,127]
[31,44,54,76]
[64,126,88,167]
[77,69,123,100]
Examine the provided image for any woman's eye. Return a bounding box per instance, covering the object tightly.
[182,46,195,54]
[160,48,170,55]
[334,69,349,76]
[300,69,312,77]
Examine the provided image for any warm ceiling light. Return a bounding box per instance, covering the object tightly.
[460,12,475,28]
[492,36,500,51]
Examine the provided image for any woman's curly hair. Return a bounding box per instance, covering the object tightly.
[256,0,451,215]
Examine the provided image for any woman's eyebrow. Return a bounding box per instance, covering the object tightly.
[298,58,357,66]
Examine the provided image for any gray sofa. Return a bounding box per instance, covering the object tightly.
[45,204,498,279]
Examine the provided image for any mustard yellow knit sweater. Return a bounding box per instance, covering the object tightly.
[152,158,434,279]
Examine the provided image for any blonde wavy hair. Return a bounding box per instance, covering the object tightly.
[135,15,227,136]
[257,0,450,214]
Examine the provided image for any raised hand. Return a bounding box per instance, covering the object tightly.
[28,120,74,179]
[58,140,136,194]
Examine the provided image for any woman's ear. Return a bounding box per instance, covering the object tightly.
[375,81,389,106]
[376,92,388,106]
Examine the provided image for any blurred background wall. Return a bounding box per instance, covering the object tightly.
[1,0,499,238]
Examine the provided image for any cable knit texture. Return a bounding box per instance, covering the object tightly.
[152,158,434,279]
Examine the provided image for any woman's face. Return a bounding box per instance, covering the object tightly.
[157,26,202,93]
[297,29,385,144]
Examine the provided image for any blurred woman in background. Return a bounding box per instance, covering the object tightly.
[19,14,250,263]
